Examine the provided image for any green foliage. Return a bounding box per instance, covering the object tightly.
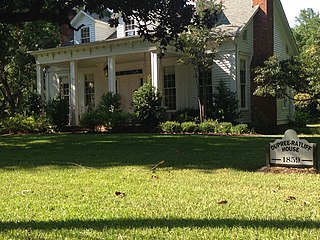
[181,121,199,133]
[80,92,133,131]
[160,120,252,134]
[0,21,59,116]
[172,108,199,123]
[0,1,195,54]
[254,9,320,121]
[46,96,69,130]
[0,114,50,134]
[131,83,165,131]
[213,80,239,123]
[232,123,251,134]
[177,0,223,121]
[159,121,182,133]
[97,92,121,113]
[79,110,107,131]
[215,122,233,134]
[199,119,219,133]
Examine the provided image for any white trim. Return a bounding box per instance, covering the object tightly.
[151,52,159,90]
[108,56,116,92]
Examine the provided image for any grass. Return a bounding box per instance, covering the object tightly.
[0,133,320,239]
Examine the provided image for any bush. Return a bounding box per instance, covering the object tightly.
[79,110,106,131]
[181,121,199,133]
[232,123,251,134]
[46,96,69,130]
[97,92,121,113]
[216,122,233,134]
[199,119,219,133]
[213,80,239,123]
[0,114,51,134]
[172,108,199,123]
[159,121,181,133]
[131,83,165,132]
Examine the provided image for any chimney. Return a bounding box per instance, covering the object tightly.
[250,0,276,130]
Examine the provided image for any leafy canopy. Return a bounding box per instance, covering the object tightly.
[0,0,195,49]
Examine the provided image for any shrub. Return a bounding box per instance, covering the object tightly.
[46,96,69,130]
[131,83,165,132]
[181,121,199,133]
[213,80,239,123]
[232,123,251,134]
[0,114,51,134]
[216,122,233,134]
[199,119,219,133]
[79,110,107,131]
[97,92,121,113]
[159,121,181,133]
[172,108,199,123]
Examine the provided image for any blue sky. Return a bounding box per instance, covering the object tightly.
[280,0,320,26]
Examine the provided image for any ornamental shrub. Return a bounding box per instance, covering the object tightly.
[232,123,251,134]
[97,92,121,113]
[159,121,181,133]
[0,114,50,134]
[199,119,219,133]
[213,80,239,123]
[216,122,233,134]
[131,83,165,132]
[46,96,69,130]
[181,121,199,133]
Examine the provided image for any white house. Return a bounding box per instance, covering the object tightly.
[30,0,298,127]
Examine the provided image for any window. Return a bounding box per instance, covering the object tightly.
[125,19,138,36]
[60,76,69,102]
[240,59,247,108]
[199,69,213,109]
[81,27,90,43]
[163,66,176,111]
[85,74,95,107]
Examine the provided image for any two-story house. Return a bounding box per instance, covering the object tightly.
[30,0,298,127]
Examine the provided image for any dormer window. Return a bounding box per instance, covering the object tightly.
[81,27,90,43]
[125,19,138,36]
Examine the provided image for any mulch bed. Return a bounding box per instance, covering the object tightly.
[257,166,319,174]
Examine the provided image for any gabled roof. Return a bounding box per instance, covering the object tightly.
[217,0,259,37]
[70,10,110,28]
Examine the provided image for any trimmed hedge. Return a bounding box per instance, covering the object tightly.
[160,120,252,135]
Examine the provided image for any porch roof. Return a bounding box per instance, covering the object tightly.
[29,36,159,65]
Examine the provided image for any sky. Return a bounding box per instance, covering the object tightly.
[280,0,320,27]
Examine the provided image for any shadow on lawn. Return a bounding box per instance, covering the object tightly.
[0,217,319,231]
[0,133,309,171]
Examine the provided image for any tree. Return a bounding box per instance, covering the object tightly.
[0,0,195,50]
[0,22,59,117]
[177,0,223,122]
[213,80,239,123]
[254,8,320,121]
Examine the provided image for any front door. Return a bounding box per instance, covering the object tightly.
[117,76,142,112]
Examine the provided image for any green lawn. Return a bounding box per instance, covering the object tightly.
[0,133,320,239]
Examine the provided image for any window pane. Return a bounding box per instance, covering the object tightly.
[163,66,176,110]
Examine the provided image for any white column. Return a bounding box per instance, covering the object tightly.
[151,51,159,90]
[69,61,79,126]
[36,63,44,99]
[108,56,116,93]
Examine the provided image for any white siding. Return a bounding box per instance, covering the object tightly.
[95,21,116,41]
[117,18,126,38]
[274,5,292,125]
[73,15,95,43]
[187,66,197,109]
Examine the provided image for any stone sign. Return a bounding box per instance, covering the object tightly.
[268,129,317,169]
